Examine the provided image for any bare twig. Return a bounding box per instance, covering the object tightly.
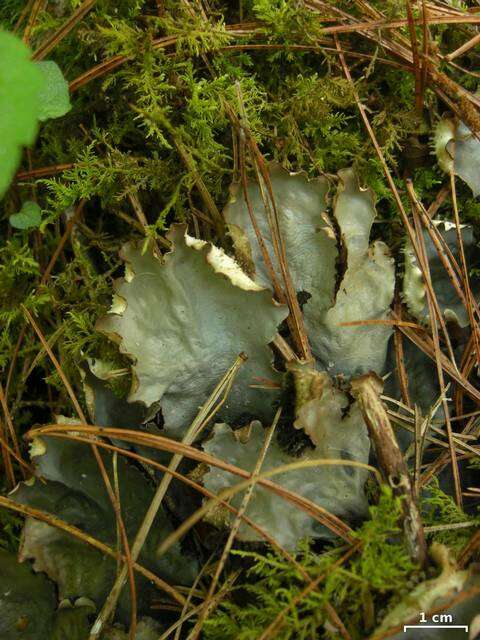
[351,373,427,565]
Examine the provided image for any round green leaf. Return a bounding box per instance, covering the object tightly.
[36,60,71,122]
[9,201,42,229]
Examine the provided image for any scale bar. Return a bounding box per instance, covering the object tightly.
[404,625,468,631]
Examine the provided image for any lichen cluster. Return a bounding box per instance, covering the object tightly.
[1,1,480,639]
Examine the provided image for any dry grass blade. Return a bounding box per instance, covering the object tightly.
[22,0,46,45]
[69,54,129,92]
[89,354,246,639]
[0,419,20,486]
[233,87,286,307]
[0,382,26,482]
[413,406,423,499]
[155,458,379,560]
[393,299,412,408]
[188,409,281,639]
[16,163,76,180]
[338,319,421,329]
[13,0,35,32]
[407,182,463,508]
[321,14,480,34]
[28,422,356,541]
[420,0,429,101]
[446,31,480,61]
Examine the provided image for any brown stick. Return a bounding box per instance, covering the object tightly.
[350,373,427,566]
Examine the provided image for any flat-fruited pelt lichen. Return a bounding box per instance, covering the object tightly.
[1,1,480,639]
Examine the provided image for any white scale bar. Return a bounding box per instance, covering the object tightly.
[404,625,468,631]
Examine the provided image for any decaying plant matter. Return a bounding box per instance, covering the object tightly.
[1,1,480,639]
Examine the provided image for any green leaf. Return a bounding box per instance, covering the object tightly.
[0,31,44,198]
[0,549,56,639]
[36,60,71,122]
[97,224,288,437]
[9,201,42,229]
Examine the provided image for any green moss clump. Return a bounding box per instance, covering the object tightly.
[422,478,480,556]
[203,488,420,639]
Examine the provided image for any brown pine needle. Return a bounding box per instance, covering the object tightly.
[88,354,246,639]
[405,0,424,114]
[0,495,186,606]
[32,0,96,61]
[21,306,138,638]
[28,423,356,541]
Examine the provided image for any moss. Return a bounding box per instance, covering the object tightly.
[422,478,480,556]
[1,1,479,634]
[203,488,420,639]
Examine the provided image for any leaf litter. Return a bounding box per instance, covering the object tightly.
[1,2,480,639]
